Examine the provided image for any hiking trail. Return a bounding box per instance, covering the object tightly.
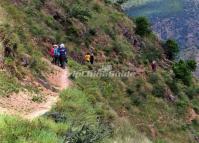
[0,59,71,120]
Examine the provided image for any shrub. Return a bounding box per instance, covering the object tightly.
[93,3,102,13]
[104,27,116,40]
[186,60,197,72]
[69,5,92,22]
[164,39,179,60]
[32,95,43,103]
[64,124,111,143]
[0,72,21,97]
[141,46,161,62]
[148,73,160,83]
[165,79,179,95]
[176,100,188,115]
[112,39,133,59]
[135,17,151,37]
[172,60,196,86]
[185,86,199,99]
[152,84,166,97]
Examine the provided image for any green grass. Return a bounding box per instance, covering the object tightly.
[0,115,67,143]
[0,0,198,143]
[0,72,21,97]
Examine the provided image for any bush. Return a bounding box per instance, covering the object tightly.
[93,3,102,13]
[172,60,196,86]
[32,95,43,103]
[165,79,179,95]
[185,86,199,99]
[186,60,197,72]
[148,73,160,83]
[152,84,166,97]
[69,5,92,22]
[135,17,151,37]
[0,72,21,97]
[141,46,161,62]
[64,124,111,143]
[112,39,133,60]
[164,39,179,60]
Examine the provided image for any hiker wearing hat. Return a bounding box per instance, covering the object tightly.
[54,45,60,65]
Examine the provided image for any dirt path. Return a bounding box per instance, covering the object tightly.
[0,59,71,120]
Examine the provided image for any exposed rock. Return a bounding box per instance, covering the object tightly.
[164,88,176,102]
[20,53,31,67]
[186,107,199,124]
[148,124,157,139]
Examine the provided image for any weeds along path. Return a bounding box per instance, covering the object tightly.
[0,59,71,120]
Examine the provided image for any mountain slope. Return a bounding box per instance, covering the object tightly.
[0,0,198,143]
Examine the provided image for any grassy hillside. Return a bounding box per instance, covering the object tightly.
[0,0,198,143]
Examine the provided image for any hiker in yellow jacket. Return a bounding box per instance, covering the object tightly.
[84,53,91,63]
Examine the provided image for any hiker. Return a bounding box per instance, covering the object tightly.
[151,60,157,72]
[59,43,67,69]
[84,53,91,63]
[90,53,94,64]
[54,45,60,65]
[50,44,55,63]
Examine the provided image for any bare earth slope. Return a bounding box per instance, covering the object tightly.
[0,60,70,120]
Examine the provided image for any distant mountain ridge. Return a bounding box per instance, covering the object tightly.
[125,0,199,50]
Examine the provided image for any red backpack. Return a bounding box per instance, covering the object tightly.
[50,47,54,57]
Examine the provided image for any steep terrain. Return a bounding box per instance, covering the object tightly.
[0,0,198,143]
[125,0,199,48]
[125,0,199,62]
[0,59,70,119]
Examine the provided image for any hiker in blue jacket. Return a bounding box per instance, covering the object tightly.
[54,45,60,65]
[59,43,67,69]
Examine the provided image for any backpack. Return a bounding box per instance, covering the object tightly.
[50,48,54,57]
[54,48,60,56]
[59,48,67,56]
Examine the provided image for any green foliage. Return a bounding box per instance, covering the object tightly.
[155,139,167,143]
[69,4,92,22]
[165,79,180,95]
[32,95,44,103]
[65,124,111,143]
[0,72,21,97]
[135,17,151,37]
[186,60,197,72]
[112,37,133,60]
[185,86,199,99]
[0,0,198,143]
[164,39,179,60]
[148,73,160,83]
[93,3,102,13]
[173,60,196,85]
[152,84,166,97]
[0,115,67,143]
[141,46,161,62]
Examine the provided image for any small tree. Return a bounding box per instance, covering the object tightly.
[135,17,151,37]
[186,60,197,72]
[173,60,197,86]
[165,39,179,60]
